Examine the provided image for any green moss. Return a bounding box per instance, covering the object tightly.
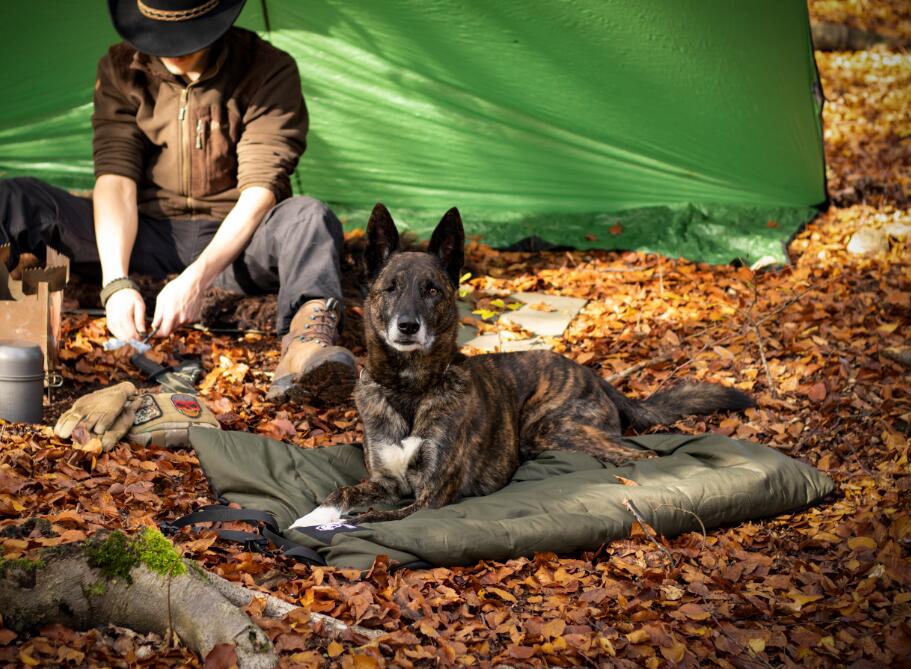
[135,527,186,577]
[84,580,106,597]
[0,557,44,577]
[83,528,186,584]
[85,531,139,583]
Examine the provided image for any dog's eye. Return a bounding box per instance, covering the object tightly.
[427,286,439,297]
[385,280,397,293]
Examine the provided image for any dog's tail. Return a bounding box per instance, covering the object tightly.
[601,380,755,431]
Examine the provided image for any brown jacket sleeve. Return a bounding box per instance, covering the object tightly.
[236,52,308,201]
[92,48,145,182]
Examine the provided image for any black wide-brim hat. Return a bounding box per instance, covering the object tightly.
[108,0,247,57]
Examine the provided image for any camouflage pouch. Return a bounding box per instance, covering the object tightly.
[127,393,220,449]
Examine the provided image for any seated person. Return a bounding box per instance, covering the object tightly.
[0,0,356,404]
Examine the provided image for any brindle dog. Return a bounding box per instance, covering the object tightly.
[291,204,754,528]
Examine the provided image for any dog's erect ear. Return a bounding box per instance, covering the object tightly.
[365,203,400,281]
[428,207,465,288]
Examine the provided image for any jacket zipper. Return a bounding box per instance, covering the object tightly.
[175,61,220,213]
[179,85,201,214]
[178,87,189,209]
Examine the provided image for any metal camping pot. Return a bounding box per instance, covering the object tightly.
[0,340,44,424]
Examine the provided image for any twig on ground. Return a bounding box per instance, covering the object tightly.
[651,503,708,554]
[657,256,664,299]
[717,611,778,667]
[623,497,676,567]
[653,283,819,392]
[603,352,674,383]
[706,606,777,669]
[748,315,777,398]
[745,282,778,398]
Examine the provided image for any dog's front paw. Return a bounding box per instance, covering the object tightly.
[624,449,658,461]
[289,505,343,529]
[351,510,385,524]
[353,507,412,524]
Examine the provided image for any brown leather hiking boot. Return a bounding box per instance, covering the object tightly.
[266,298,357,404]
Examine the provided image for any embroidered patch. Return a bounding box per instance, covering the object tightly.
[171,393,202,418]
[133,394,163,425]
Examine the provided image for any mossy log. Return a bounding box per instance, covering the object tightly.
[0,530,277,669]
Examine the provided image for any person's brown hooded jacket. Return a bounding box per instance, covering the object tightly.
[92,27,307,221]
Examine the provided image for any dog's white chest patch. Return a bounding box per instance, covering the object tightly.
[374,436,422,481]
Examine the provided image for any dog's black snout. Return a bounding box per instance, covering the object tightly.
[397,318,420,335]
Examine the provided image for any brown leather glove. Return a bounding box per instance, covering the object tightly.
[54,381,138,451]
[127,392,219,448]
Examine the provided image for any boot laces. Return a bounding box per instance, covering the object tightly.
[296,298,339,347]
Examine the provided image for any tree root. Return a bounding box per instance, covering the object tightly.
[199,568,383,640]
[602,352,674,383]
[623,497,676,569]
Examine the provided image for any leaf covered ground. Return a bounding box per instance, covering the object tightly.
[2,3,910,667]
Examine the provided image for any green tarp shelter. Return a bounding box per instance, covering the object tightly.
[0,1,826,264]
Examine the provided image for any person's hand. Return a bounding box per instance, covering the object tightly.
[105,288,146,341]
[152,267,206,337]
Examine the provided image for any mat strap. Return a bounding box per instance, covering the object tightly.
[161,504,325,565]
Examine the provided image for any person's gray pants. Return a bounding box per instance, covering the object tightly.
[0,177,343,334]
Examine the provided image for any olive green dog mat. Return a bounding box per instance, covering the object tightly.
[183,428,834,570]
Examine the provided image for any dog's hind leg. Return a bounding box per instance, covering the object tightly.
[521,401,655,466]
[525,426,655,465]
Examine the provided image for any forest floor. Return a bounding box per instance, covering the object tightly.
[1,2,909,667]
